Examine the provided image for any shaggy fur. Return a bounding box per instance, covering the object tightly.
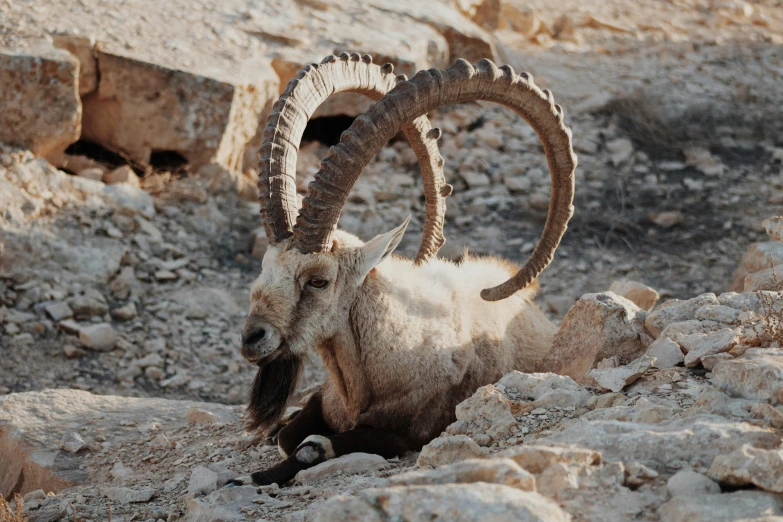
[246,355,302,433]
[242,222,557,445]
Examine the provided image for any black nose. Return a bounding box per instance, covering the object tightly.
[243,328,266,346]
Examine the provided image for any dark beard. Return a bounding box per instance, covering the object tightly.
[246,353,302,434]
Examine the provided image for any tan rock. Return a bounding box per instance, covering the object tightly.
[649,211,684,228]
[51,32,98,96]
[541,415,780,471]
[388,458,535,491]
[417,435,489,468]
[644,294,719,338]
[539,292,646,383]
[82,48,279,173]
[701,352,733,370]
[497,371,591,409]
[79,323,118,351]
[679,327,741,367]
[104,486,156,504]
[609,280,660,310]
[498,445,601,474]
[708,444,783,493]
[731,241,783,292]
[296,453,388,484]
[588,355,656,392]
[454,385,517,440]
[0,44,81,163]
[711,348,783,404]
[312,484,569,522]
[0,389,238,488]
[658,490,783,522]
[665,469,720,498]
[763,216,783,242]
[103,165,140,187]
[453,0,500,30]
[744,267,782,292]
[646,337,684,368]
[499,4,542,37]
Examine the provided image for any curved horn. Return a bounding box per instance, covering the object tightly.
[258,52,449,263]
[293,58,576,302]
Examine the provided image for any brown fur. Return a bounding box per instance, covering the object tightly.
[243,224,556,444]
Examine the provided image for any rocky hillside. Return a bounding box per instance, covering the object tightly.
[1,0,783,520]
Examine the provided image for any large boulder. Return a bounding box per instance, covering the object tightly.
[0,44,81,163]
[538,292,646,382]
[312,483,570,522]
[731,241,783,292]
[658,490,783,522]
[540,415,780,472]
[0,389,240,493]
[81,48,279,173]
[711,348,783,404]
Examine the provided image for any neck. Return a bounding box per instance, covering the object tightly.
[316,323,371,425]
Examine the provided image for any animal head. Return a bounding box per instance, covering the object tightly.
[241,219,409,364]
[243,52,577,432]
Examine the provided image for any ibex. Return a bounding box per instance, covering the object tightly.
[228,53,576,487]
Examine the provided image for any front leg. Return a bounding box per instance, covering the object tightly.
[227,391,333,487]
[230,426,419,487]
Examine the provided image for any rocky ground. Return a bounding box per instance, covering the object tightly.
[1,0,783,520]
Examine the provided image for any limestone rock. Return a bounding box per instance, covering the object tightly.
[588,355,656,392]
[665,470,720,497]
[104,486,156,504]
[649,210,684,228]
[711,348,783,404]
[82,49,279,173]
[609,280,660,310]
[540,292,646,383]
[646,337,684,368]
[694,305,739,324]
[0,44,81,163]
[59,432,87,454]
[763,216,783,242]
[0,389,238,485]
[453,384,517,440]
[312,484,569,522]
[78,323,118,351]
[701,353,733,370]
[387,458,535,491]
[498,445,601,474]
[644,293,719,338]
[708,444,783,493]
[744,267,782,292]
[658,490,783,522]
[496,372,591,409]
[417,435,489,468]
[183,485,258,522]
[67,290,109,318]
[51,32,98,96]
[188,466,219,496]
[44,302,73,322]
[540,415,780,472]
[731,241,783,292]
[296,453,388,484]
[679,327,741,367]
[103,183,156,219]
[111,302,137,321]
[103,165,140,187]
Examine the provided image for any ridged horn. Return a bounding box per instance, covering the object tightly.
[258,52,448,263]
[293,58,576,301]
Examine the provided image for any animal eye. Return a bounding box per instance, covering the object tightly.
[308,278,328,289]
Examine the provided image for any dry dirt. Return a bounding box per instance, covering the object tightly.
[1,0,783,520]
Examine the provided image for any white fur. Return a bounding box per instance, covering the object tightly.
[299,435,335,460]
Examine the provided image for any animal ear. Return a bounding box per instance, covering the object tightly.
[357,216,410,280]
